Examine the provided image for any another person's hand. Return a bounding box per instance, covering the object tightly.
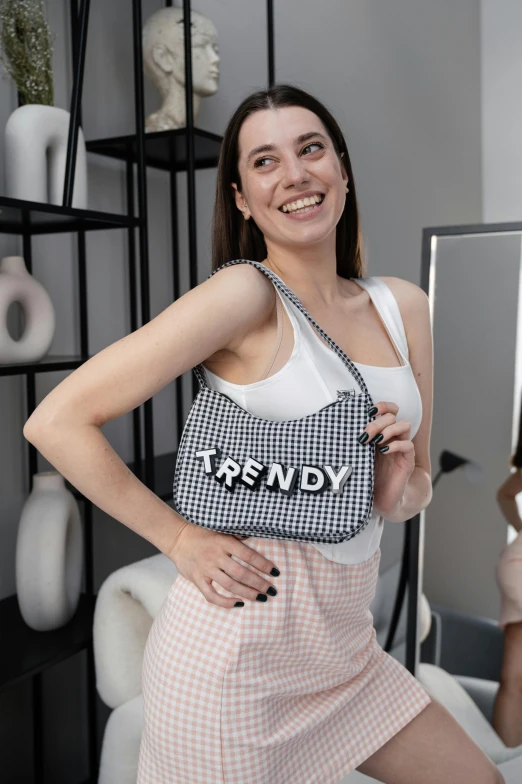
[168,523,280,608]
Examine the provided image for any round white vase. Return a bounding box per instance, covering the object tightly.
[5,104,88,209]
[0,255,56,364]
[16,471,84,631]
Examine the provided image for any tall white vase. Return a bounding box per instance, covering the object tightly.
[16,471,84,631]
[0,255,56,364]
[5,105,88,209]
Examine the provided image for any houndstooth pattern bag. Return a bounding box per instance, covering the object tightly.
[172,259,376,544]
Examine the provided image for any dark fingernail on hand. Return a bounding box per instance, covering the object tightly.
[256,593,268,602]
[267,586,277,596]
[368,406,378,416]
[234,601,244,607]
[270,567,280,576]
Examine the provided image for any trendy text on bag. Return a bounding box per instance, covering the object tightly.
[195,447,354,495]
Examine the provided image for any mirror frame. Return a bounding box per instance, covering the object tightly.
[405,219,522,676]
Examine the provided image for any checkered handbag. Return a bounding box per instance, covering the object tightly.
[172,259,376,544]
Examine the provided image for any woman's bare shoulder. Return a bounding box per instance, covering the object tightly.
[24,262,276,431]
[376,276,428,306]
[497,469,522,499]
[204,262,276,351]
[376,276,429,335]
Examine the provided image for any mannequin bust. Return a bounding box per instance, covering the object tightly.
[142,7,220,132]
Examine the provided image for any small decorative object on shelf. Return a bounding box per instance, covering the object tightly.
[0,0,87,207]
[16,471,84,632]
[0,255,55,364]
[142,6,219,132]
[5,105,88,208]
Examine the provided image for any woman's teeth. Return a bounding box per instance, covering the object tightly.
[281,194,324,213]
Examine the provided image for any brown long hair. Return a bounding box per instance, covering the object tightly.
[511,391,522,468]
[211,83,366,280]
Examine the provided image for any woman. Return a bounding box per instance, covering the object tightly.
[493,399,522,749]
[23,84,504,783]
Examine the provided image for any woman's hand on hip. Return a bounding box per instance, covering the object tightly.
[167,523,280,608]
[358,400,416,519]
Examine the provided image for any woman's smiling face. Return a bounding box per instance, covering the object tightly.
[232,105,349,249]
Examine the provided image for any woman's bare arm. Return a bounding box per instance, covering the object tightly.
[23,264,275,557]
[497,470,522,534]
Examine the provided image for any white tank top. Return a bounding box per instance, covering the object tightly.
[203,276,422,564]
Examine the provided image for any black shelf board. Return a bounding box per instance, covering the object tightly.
[86,127,222,171]
[0,195,139,235]
[0,354,90,377]
[0,593,96,692]
[67,450,178,504]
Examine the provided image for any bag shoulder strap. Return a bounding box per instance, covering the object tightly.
[193,259,370,396]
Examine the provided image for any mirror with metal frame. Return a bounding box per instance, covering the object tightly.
[418,221,522,728]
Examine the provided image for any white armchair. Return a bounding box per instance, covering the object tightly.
[93,554,177,783]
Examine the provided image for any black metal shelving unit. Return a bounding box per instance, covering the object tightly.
[0,189,139,784]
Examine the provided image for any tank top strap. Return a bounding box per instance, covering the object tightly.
[353,277,410,361]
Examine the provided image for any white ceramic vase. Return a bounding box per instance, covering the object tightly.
[5,104,88,209]
[0,255,56,364]
[16,471,84,631]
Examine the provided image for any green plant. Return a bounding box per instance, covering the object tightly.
[0,0,55,106]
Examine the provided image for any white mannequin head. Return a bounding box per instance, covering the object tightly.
[142,7,220,132]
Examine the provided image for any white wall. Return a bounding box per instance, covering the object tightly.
[481,0,522,222]
[0,1,483,777]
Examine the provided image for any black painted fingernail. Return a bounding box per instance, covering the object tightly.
[368,406,378,417]
[256,593,268,602]
[234,601,244,607]
[369,433,384,445]
[270,567,280,577]
[378,445,390,453]
[357,432,369,444]
[266,586,277,596]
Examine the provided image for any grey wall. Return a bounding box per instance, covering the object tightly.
[0,0,482,778]
[481,0,522,222]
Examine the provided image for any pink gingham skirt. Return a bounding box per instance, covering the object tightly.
[137,538,432,784]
